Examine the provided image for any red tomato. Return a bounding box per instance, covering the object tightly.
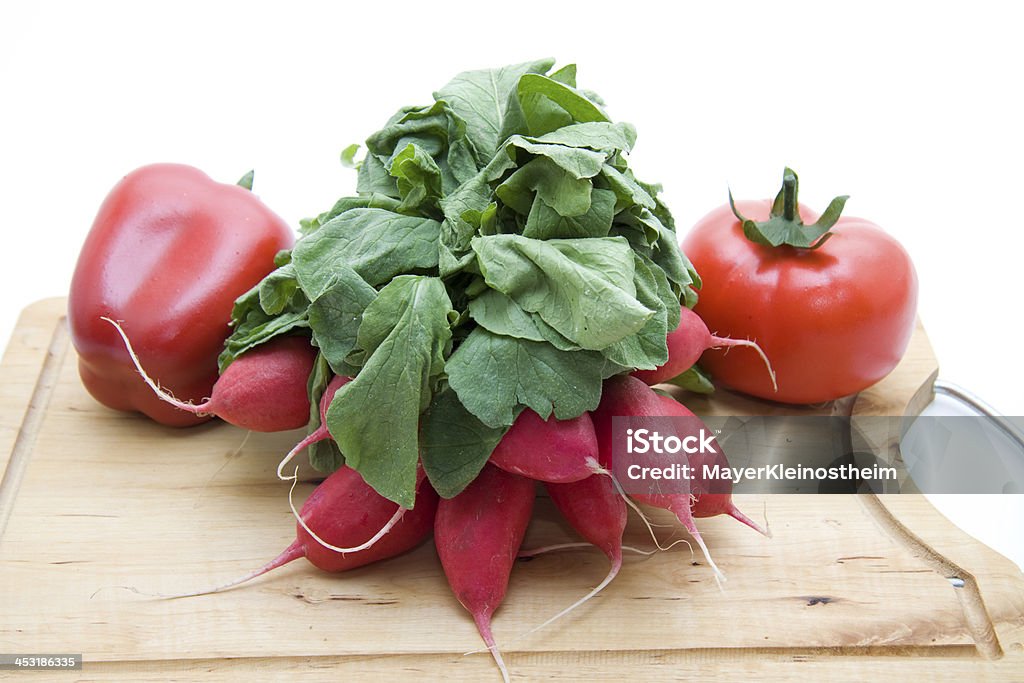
[682,171,918,404]
[69,164,294,426]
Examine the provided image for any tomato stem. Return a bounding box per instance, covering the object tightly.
[729,168,849,251]
[782,170,798,221]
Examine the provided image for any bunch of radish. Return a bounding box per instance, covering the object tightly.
[73,60,839,683]
[109,298,773,682]
[72,55,919,682]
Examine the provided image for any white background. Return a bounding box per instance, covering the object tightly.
[1,2,1021,565]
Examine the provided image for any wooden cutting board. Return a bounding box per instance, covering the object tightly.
[0,298,1022,681]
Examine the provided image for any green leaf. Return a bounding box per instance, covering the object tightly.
[616,208,700,292]
[523,188,615,239]
[668,365,715,394]
[300,194,404,237]
[600,357,633,380]
[273,249,292,267]
[634,176,677,230]
[529,121,636,153]
[325,276,453,508]
[434,58,555,158]
[219,308,309,373]
[365,101,482,194]
[307,431,345,473]
[292,208,441,293]
[367,103,447,161]
[548,63,577,86]
[237,170,254,191]
[600,254,670,370]
[517,73,609,136]
[439,170,494,248]
[600,164,656,211]
[438,161,512,277]
[357,152,399,196]
[471,234,652,350]
[496,156,593,217]
[419,387,511,498]
[219,271,310,372]
[444,116,483,188]
[648,213,699,291]
[388,143,443,213]
[611,216,657,251]
[258,264,300,315]
[340,144,360,168]
[504,135,607,179]
[683,284,699,309]
[467,288,578,350]
[474,202,500,235]
[467,288,546,342]
[305,353,345,473]
[307,268,378,375]
[652,258,682,331]
[446,328,605,428]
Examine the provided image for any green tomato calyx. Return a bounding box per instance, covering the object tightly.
[730,167,849,250]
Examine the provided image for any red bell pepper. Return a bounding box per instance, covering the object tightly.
[68,163,294,426]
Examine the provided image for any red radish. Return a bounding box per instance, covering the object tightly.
[159,466,438,598]
[104,317,316,432]
[489,407,667,629]
[277,374,352,480]
[652,393,769,536]
[546,474,625,577]
[633,305,777,390]
[435,464,535,683]
[513,470,690,641]
[533,471,626,629]
[592,374,724,582]
[489,409,602,483]
[487,408,667,554]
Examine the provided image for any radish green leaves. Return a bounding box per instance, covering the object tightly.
[224,60,699,507]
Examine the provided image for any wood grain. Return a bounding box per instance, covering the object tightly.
[0,299,1021,680]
